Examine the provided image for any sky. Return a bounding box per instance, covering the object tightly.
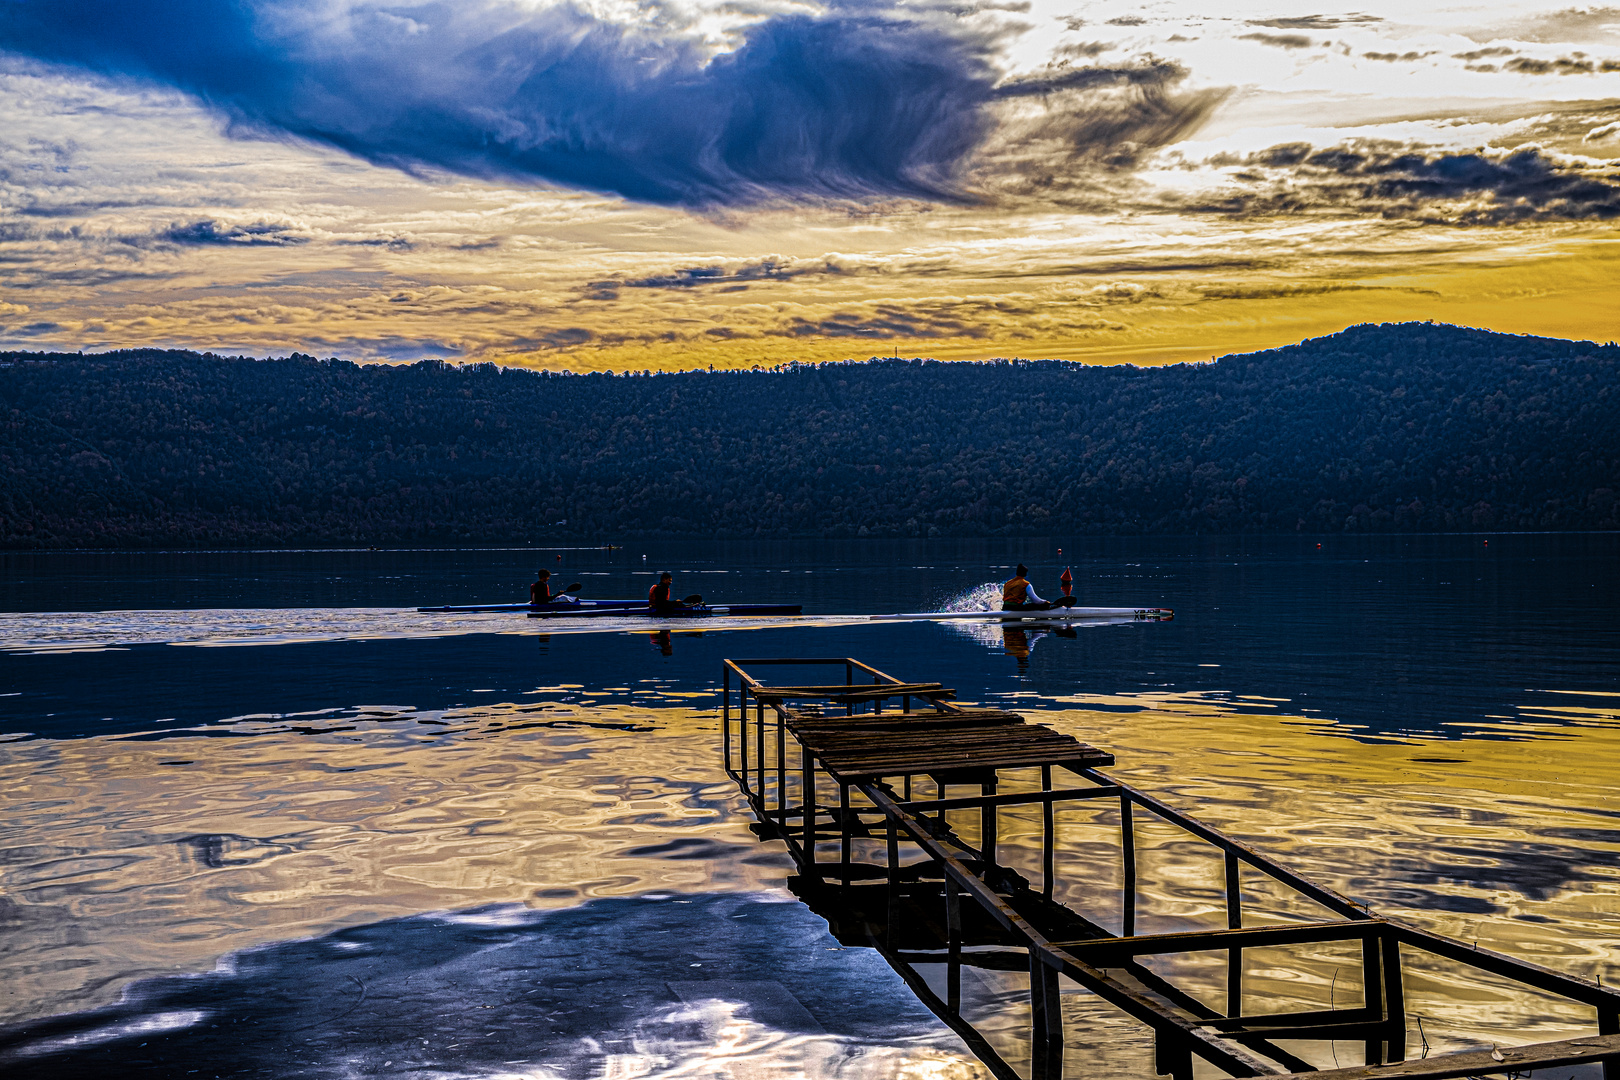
[2,0,1620,371]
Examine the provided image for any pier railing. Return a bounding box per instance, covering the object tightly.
[722,656,1620,1080]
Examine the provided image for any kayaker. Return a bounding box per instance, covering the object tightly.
[531,569,555,604]
[1002,564,1075,611]
[648,571,695,614]
[531,569,579,604]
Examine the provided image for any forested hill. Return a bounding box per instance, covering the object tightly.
[2,322,1617,547]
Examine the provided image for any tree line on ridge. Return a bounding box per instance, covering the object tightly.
[1,321,1615,548]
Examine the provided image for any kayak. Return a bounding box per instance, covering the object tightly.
[416,599,647,614]
[526,603,802,620]
[869,607,1172,622]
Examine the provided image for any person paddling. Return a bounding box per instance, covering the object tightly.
[648,571,702,614]
[532,569,555,604]
[1002,564,1075,611]
[531,569,582,605]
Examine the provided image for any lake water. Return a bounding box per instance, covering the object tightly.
[1,535,1617,1078]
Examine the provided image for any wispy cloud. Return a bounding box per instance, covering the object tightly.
[1247,14,1382,30]
[585,256,853,300]
[159,219,307,246]
[1197,143,1620,224]
[1503,55,1620,75]
[1506,6,1620,44]
[1238,33,1320,50]
[1362,51,1436,63]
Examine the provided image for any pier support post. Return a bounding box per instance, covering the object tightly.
[1121,793,1137,938]
[1153,1027,1193,1080]
[1225,850,1242,1017]
[802,745,819,882]
[756,698,766,811]
[1362,933,1385,1066]
[981,777,998,869]
[840,783,852,894]
[946,873,962,1014]
[1030,950,1064,1080]
[775,708,787,825]
[1601,1003,1618,1080]
[886,812,901,949]
[738,687,749,799]
[1042,765,1055,900]
[1381,933,1406,1062]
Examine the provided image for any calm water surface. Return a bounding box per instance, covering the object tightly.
[0,536,1617,1078]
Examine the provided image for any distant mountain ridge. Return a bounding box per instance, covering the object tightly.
[2,321,1616,547]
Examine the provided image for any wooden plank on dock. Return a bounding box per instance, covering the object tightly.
[787,709,1024,730]
[821,743,1115,780]
[753,683,952,701]
[1283,1031,1620,1080]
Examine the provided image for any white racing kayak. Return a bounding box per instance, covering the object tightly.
[870,607,1172,622]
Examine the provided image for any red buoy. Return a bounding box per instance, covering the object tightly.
[1059,567,1073,597]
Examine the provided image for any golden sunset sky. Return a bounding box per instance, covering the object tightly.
[3,0,1620,370]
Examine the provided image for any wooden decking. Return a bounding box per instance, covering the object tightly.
[722,656,1620,1080]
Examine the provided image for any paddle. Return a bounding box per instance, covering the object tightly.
[563,582,583,594]
[681,593,704,605]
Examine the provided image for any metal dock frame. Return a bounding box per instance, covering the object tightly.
[722,656,1620,1080]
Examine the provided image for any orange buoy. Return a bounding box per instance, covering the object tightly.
[1059,567,1073,597]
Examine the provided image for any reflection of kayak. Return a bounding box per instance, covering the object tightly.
[526,603,802,620]
[416,599,647,614]
[870,607,1173,622]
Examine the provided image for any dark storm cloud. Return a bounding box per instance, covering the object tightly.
[760,296,1119,340]
[1247,14,1382,29]
[993,57,1190,98]
[581,256,856,300]
[1363,51,1436,62]
[767,304,1009,339]
[0,0,1035,208]
[1505,55,1620,74]
[159,219,308,245]
[1238,32,1318,50]
[1053,41,1115,59]
[1201,142,1620,224]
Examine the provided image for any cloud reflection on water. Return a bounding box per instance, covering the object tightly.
[0,894,983,1079]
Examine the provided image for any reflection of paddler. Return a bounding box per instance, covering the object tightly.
[1002,627,1032,672]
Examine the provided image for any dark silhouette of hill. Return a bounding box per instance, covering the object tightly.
[2,322,1616,547]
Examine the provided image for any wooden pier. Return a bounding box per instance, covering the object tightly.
[722,656,1620,1080]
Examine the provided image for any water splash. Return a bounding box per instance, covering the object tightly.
[940,582,1001,612]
